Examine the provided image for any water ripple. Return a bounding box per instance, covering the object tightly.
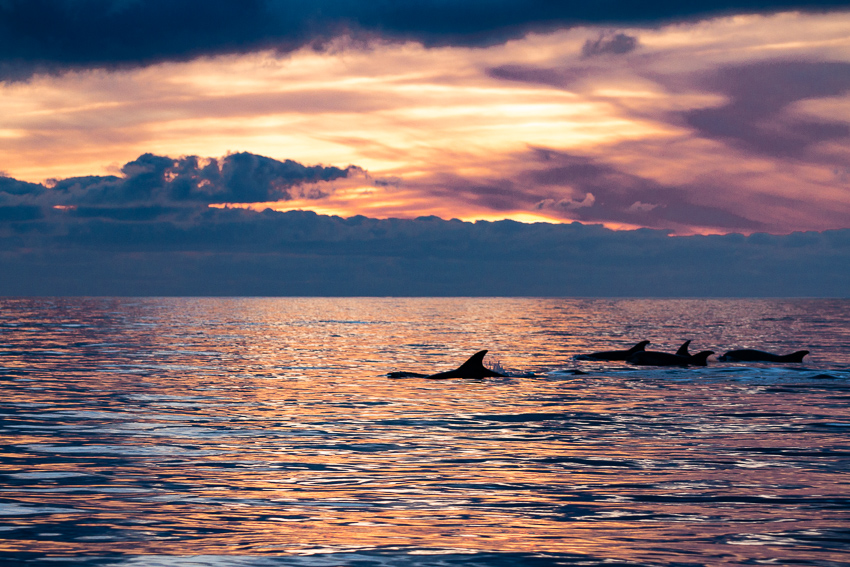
[0,298,848,566]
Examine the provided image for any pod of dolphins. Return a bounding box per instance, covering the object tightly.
[581,340,809,366]
[388,342,810,379]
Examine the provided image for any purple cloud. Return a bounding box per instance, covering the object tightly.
[683,60,850,156]
[581,32,639,58]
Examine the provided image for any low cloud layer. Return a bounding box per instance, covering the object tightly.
[2,0,848,80]
[1,205,847,296]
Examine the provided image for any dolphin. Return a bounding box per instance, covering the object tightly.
[627,347,714,367]
[578,340,650,361]
[387,350,506,379]
[718,349,809,363]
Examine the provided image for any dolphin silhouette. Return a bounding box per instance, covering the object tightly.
[387,350,506,379]
[718,349,808,363]
[578,340,650,361]
[627,345,713,367]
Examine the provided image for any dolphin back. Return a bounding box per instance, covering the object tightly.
[627,351,688,366]
[719,349,809,362]
[580,340,650,360]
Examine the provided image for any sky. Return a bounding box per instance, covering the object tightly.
[1,0,850,295]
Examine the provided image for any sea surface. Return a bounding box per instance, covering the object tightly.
[1,297,848,567]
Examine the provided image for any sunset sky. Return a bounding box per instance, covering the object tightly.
[1,1,849,295]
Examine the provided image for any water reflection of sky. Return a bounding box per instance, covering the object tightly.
[0,298,848,565]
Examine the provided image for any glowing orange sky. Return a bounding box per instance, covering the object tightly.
[1,12,849,234]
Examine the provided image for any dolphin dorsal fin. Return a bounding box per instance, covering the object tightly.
[690,351,714,364]
[784,350,809,362]
[456,350,488,372]
[627,341,650,354]
[676,340,692,356]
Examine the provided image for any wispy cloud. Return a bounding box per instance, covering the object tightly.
[1,11,850,235]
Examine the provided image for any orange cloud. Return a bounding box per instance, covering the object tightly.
[1,12,849,234]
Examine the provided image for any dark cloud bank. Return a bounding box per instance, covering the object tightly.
[2,0,849,80]
[1,152,848,297]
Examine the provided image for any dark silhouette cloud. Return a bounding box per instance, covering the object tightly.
[581,32,639,58]
[1,153,353,213]
[2,0,849,80]
[683,60,850,156]
[0,176,46,197]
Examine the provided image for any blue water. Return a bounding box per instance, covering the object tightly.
[1,298,848,566]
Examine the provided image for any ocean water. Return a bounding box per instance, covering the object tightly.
[0,297,848,567]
